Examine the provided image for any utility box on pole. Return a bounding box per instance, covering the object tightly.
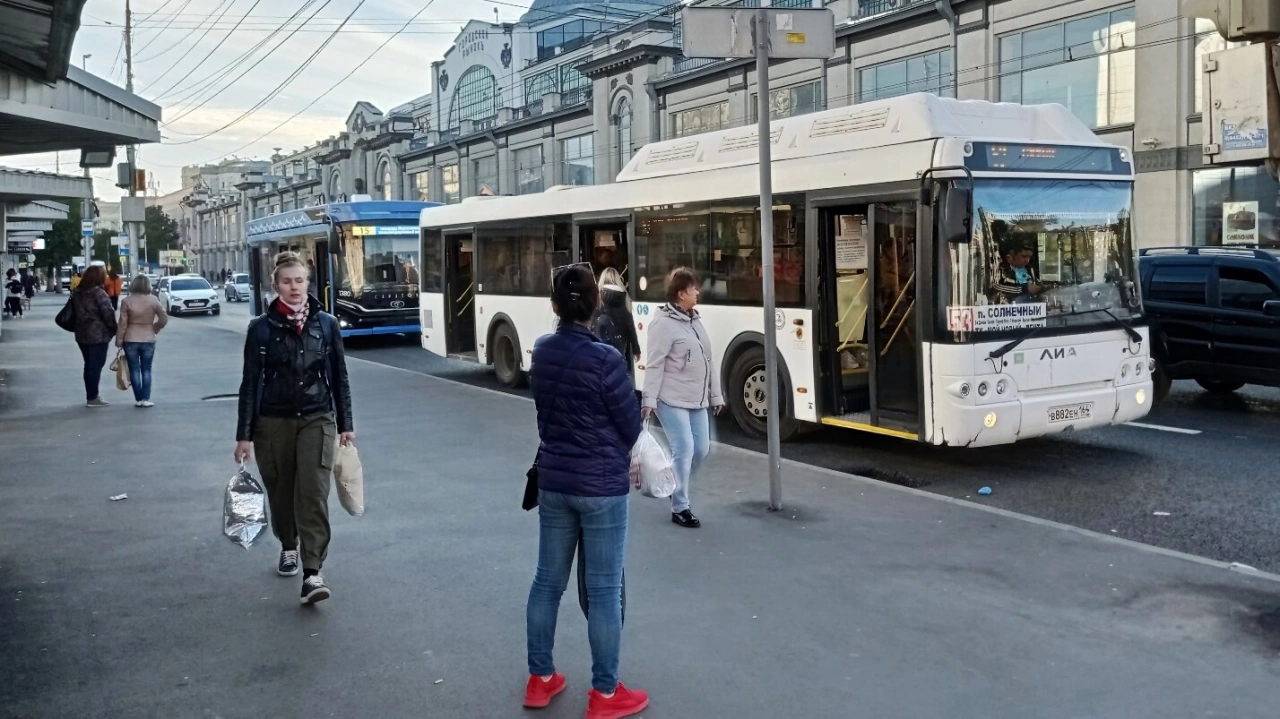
[1199,43,1280,164]
[1186,0,1280,169]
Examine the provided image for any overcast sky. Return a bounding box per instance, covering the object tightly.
[4,0,535,201]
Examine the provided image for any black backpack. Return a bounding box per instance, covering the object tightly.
[592,311,624,355]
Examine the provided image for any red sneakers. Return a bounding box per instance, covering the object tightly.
[523,673,567,708]
[585,682,650,719]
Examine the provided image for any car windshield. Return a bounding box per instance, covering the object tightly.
[171,279,211,292]
[944,179,1140,335]
[233,274,249,284]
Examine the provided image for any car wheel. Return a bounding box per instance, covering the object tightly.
[1195,378,1245,394]
[727,345,799,441]
[492,323,527,388]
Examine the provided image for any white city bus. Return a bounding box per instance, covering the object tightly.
[417,94,1152,447]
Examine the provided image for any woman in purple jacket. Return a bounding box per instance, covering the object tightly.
[523,264,648,719]
[71,266,119,408]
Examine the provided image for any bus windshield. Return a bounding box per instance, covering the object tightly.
[947,179,1140,335]
[337,226,420,298]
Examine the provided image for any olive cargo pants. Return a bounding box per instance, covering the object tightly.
[254,413,336,572]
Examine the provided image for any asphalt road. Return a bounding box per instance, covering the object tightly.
[206,300,1280,573]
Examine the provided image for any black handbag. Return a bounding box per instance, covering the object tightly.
[522,459,540,511]
[577,530,626,623]
[54,296,76,332]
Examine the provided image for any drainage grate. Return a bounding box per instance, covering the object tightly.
[847,466,931,489]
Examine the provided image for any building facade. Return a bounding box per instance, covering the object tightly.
[189,0,1272,276]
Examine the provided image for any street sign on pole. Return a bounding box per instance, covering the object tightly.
[681,4,834,512]
[81,219,94,237]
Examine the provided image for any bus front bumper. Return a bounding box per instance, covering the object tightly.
[932,381,1153,447]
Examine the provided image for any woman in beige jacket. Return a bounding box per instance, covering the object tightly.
[116,275,168,407]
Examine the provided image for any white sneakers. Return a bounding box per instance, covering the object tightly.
[134,401,155,408]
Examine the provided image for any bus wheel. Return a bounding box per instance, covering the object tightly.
[492,323,527,389]
[728,345,799,441]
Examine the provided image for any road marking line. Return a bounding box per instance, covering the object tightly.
[1126,421,1202,435]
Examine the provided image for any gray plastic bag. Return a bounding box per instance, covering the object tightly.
[223,465,268,550]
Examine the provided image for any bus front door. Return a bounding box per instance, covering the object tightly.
[818,201,920,436]
[870,201,920,431]
[445,233,476,358]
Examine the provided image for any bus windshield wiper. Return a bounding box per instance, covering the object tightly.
[988,326,1048,361]
[988,306,1139,361]
[1068,306,1142,343]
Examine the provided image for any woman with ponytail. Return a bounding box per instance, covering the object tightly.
[522,264,649,718]
[234,252,354,605]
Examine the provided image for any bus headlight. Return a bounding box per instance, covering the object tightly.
[1148,359,1157,373]
[1135,362,1144,376]
[959,382,971,398]
[339,319,350,328]
[1121,365,1129,378]
[1136,389,1147,406]
[984,412,998,428]
[996,380,1007,395]
[977,382,989,397]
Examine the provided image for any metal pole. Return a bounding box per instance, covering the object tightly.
[125,0,137,278]
[755,9,783,511]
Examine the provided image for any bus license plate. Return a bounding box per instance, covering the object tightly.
[1048,403,1092,423]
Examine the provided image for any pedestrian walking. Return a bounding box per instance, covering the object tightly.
[641,267,724,529]
[234,251,354,606]
[105,269,125,311]
[116,275,168,408]
[69,271,82,291]
[524,264,648,718]
[71,266,118,408]
[592,268,641,376]
[4,269,23,318]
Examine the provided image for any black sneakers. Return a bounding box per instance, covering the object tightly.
[277,549,300,577]
[300,574,330,605]
[671,509,701,528]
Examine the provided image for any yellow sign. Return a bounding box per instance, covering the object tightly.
[786,32,806,44]
[352,226,375,236]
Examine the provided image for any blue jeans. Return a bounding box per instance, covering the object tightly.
[77,342,109,401]
[123,342,156,402]
[527,490,628,693]
[654,402,711,514]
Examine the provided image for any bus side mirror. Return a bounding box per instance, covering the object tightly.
[329,225,343,256]
[940,187,973,244]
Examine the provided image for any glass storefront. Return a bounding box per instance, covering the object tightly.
[1192,166,1280,248]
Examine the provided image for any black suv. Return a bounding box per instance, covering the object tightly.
[1139,247,1280,401]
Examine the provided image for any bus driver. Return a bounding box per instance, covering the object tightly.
[991,241,1044,305]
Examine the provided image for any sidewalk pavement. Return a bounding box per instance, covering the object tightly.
[2,294,1280,719]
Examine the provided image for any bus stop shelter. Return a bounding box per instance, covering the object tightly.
[1,0,161,333]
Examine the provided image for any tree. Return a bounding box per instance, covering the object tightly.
[143,206,181,265]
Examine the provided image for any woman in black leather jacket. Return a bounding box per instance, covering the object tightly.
[234,251,354,606]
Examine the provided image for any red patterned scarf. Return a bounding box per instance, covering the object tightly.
[277,299,309,334]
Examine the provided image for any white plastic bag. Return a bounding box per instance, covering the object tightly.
[632,422,677,499]
[223,465,267,549]
[334,442,365,516]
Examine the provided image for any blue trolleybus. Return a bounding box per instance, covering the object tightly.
[246,201,440,337]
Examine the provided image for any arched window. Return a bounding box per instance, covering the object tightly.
[615,96,634,171]
[447,66,499,130]
[378,159,393,200]
[329,172,342,200]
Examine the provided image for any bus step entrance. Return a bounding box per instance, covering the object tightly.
[449,351,479,362]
